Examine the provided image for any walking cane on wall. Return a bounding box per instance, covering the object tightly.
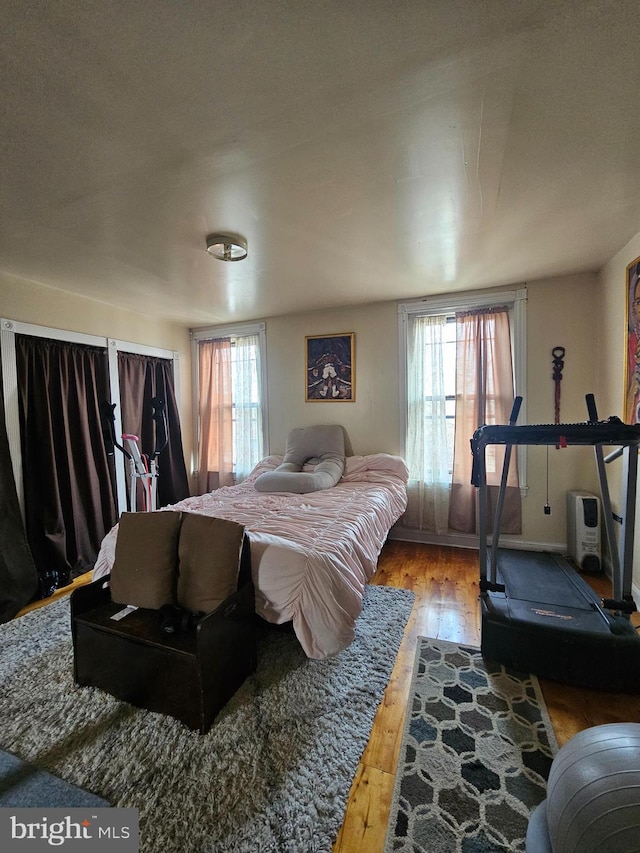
[545,346,566,514]
[552,346,566,426]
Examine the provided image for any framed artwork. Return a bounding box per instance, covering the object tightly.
[625,255,640,424]
[305,333,355,401]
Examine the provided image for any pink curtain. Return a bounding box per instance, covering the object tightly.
[197,339,234,494]
[448,308,521,534]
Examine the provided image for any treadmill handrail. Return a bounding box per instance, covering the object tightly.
[472,419,640,451]
[473,410,640,603]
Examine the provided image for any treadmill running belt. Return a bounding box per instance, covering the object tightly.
[481,547,640,690]
[490,548,599,609]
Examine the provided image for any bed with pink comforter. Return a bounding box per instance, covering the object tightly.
[93,453,408,659]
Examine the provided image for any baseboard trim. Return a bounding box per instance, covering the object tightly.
[389,526,567,555]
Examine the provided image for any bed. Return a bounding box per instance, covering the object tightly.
[93,452,409,659]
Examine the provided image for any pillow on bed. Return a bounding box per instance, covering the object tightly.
[110,510,182,609]
[177,513,247,613]
[254,424,345,494]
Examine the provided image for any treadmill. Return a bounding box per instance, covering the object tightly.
[472,394,640,691]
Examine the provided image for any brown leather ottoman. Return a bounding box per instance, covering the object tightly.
[71,573,256,734]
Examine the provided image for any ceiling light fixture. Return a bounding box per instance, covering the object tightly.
[205,233,248,262]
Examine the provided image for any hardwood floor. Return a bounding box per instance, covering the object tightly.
[15,541,640,851]
[332,540,640,853]
[15,571,93,618]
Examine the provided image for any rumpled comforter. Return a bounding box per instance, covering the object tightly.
[93,453,408,658]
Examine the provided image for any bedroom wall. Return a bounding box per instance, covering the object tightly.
[0,271,194,466]
[521,272,600,548]
[2,266,602,551]
[264,273,600,549]
[264,301,399,457]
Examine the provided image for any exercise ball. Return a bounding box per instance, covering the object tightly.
[532,723,640,852]
[526,801,553,853]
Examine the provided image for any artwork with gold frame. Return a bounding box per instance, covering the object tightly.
[624,255,640,424]
[305,333,355,402]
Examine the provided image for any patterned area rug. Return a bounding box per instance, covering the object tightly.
[384,637,558,853]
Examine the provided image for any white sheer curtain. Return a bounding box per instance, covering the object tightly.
[404,314,451,533]
[232,333,264,482]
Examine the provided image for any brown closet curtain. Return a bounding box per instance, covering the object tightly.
[16,335,118,591]
[117,351,190,509]
[448,308,522,535]
[0,364,38,620]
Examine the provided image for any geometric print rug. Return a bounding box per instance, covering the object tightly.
[384,637,558,853]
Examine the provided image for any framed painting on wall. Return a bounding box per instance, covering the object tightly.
[305,333,355,401]
[625,255,640,424]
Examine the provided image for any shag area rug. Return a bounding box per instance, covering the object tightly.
[385,637,558,853]
[0,584,414,853]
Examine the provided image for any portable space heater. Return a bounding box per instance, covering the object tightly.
[566,490,601,573]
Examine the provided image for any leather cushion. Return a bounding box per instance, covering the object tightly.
[110,511,182,609]
[177,513,246,614]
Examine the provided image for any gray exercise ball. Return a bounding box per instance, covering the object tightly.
[526,801,553,853]
[526,723,640,853]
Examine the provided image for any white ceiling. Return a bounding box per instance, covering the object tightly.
[2,0,640,327]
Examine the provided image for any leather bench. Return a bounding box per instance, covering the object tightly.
[71,513,256,734]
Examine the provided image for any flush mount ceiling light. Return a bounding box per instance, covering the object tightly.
[205,233,248,262]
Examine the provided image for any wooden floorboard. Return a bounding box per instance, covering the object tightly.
[15,571,93,618]
[15,543,640,852]
[332,540,640,853]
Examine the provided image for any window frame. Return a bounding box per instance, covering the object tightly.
[397,288,528,494]
[189,321,269,480]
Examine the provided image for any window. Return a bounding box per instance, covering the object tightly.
[398,289,527,539]
[229,334,264,477]
[190,322,268,492]
[421,315,456,473]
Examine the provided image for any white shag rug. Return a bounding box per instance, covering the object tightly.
[0,584,414,853]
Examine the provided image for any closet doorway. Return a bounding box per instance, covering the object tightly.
[1,320,189,599]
